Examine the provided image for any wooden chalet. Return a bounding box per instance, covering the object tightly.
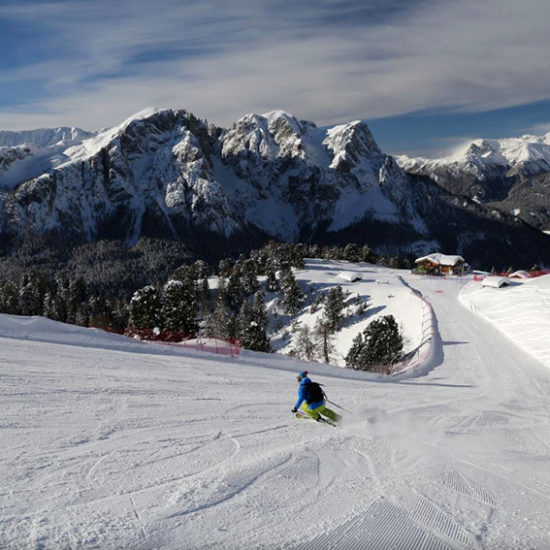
[415,253,466,275]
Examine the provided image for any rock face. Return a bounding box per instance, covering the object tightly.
[398,134,550,232]
[1,108,550,268]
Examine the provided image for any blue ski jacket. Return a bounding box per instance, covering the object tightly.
[294,377,324,411]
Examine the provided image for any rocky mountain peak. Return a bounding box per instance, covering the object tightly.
[324,121,382,168]
[2,107,549,268]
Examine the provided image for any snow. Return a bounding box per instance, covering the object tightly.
[415,253,464,267]
[327,184,401,231]
[398,131,550,174]
[3,267,550,548]
[480,276,510,288]
[59,107,164,168]
[270,260,424,368]
[0,128,94,190]
[460,273,550,368]
[509,270,531,279]
[337,271,362,282]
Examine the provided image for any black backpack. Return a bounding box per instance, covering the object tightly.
[304,381,325,404]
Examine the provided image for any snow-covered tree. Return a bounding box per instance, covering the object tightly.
[294,325,316,361]
[280,264,303,315]
[0,280,19,314]
[314,318,335,364]
[218,258,234,278]
[344,243,361,263]
[128,285,162,329]
[344,333,364,368]
[265,262,279,292]
[346,314,403,371]
[18,276,42,316]
[161,278,198,334]
[227,264,245,311]
[238,291,270,352]
[213,277,236,339]
[66,277,87,324]
[241,259,259,296]
[361,244,376,263]
[198,276,211,318]
[323,285,345,332]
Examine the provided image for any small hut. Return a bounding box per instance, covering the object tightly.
[415,253,466,275]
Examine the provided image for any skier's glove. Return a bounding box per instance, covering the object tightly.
[291,407,297,413]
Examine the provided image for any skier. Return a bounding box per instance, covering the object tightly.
[291,371,340,423]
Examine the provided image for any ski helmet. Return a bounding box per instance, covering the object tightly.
[297,370,308,381]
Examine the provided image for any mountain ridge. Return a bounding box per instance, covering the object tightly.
[1,108,549,269]
[397,132,550,232]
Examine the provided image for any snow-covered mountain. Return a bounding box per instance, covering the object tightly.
[1,108,549,268]
[398,133,550,232]
[0,127,95,189]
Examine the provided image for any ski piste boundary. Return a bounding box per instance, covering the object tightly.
[295,411,337,427]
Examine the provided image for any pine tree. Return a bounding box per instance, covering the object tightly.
[111,298,129,332]
[237,300,255,348]
[19,276,42,316]
[88,294,115,330]
[202,313,216,338]
[344,243,361,263]
[294,325,316,360]
[346,315,403,372]
[323,286,345,332]
[128,286,162,329]
[74,300,90,327]
[280,264,303,315]
[43,292,62,321]
[361,244,376,264]
[213,277,236,339]
[237,292,270,352]
[251,291,270,352]
[218,258,234,278]
[161,278,198,334]
[314,318,335,364]
[198,276,211,318]
[55,275,70,322]
[227,264,245,311]
[190,259,209,280]
[241,259,260,296]
[265,263,280,292]
[345,333,364,368]
[0,280,20,314]
[67,277,87,324]
[161,280,185,331]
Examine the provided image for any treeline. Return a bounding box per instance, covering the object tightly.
[0,270,128,331]
[0,237,194,298]
[0,240,408,365]
[126,249,306,352]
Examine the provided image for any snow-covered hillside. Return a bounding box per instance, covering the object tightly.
[265,259,425,368]
[459,274,550,369]
[2,265,550,548]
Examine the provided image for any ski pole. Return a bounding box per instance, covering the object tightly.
[327,399,352,414]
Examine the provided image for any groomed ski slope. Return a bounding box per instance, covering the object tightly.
[2,267,550,549]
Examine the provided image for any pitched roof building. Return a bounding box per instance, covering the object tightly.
[415,253,466,275]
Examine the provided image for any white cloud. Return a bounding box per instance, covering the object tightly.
[523,122,550,136]
[1,0,550,131]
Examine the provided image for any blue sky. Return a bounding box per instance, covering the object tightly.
[1,0,550,157]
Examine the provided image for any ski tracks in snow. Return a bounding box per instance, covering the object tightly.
[3,272,550,548]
